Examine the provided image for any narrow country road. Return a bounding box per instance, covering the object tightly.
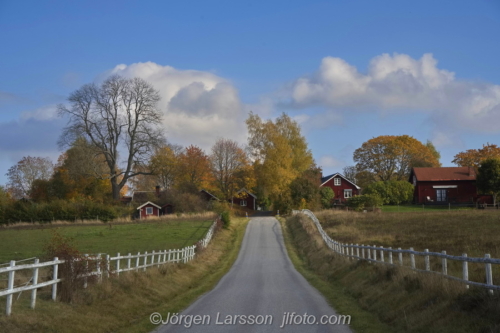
[153,217,352,333]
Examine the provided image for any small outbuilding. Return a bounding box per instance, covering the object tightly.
[320,173,361,203]
[136,201,162,219]
[232,188,257,210]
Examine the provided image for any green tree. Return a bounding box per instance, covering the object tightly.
[320,187,335,209]
[363,180,414,205]
[476,158,500,206]
[289,167,322,210]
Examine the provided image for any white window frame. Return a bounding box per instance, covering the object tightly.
[146,207,153,215]
[334,178,341,186]
[436,189,447,202]
[344,189,352,198]
[240,200,247,207]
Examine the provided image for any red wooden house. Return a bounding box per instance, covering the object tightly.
[409,167,490,204]
[320,173,361,203]
[136,201,162,219]
[232,188,257,210]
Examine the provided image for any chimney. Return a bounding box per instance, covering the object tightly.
[468,167,475,177]
[155,185,160,197]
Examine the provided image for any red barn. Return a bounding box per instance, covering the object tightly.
[409,167,488,204]
[136,201,161,219]
[232,188,257,210]
[320,173,361,203]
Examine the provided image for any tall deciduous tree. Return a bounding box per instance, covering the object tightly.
[58,75,165,200]
[6,156,54,199]
[210,139,248,200]
[476,158,500,206]
[353,135,440,182]
[246,112,314,211]
[452,143,500,169]
[177,145,212,192]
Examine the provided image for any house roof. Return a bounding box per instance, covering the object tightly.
[200,189,219,201]
[411,167,476,182]
[237,188,257,198]
[320,173,361,190]
[136,201,162,210]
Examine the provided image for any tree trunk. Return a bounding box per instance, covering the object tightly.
[111,178,121,201]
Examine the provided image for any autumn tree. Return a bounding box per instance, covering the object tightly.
[210,139,249,200]
[476,158,500,206]
[353,135,440,182]
[177,145,212,192]
[452,143,500,169]
[58,75,165,200]
[289,166,322,210]
[6,156,54,199]
[246,112,314,211]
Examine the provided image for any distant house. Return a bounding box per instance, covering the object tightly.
[320,173,361,204]
[131,186,174,216]
[232,188,257,210]
[136,201,162,219]
[409,167,491,204]
[199,189,219,202]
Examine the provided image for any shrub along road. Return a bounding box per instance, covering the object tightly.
[153,217,352,333]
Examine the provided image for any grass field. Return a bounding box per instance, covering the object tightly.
[380,204,474,212]
[0,216,215,264]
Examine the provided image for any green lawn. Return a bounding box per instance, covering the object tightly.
[0,219,213,263]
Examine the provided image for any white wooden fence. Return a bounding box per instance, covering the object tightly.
[0,219,218,316]
[293,209,500,293]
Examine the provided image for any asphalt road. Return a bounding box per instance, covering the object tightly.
[152,217,352,333]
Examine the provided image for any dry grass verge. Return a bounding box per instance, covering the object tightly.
[284,213,500,332]
[0,217,249,333]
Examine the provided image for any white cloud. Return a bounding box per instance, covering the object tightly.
[287,53,500,143]
[106,62,247,150]
[318,155,344,169]
[20,104,58,121]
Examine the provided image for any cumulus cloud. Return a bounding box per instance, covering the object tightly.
[318,155,345,169]
[105,62,247,150]
[287,53,500,145]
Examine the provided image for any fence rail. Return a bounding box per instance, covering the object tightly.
[0,218,219,316]
[293,209,499,293]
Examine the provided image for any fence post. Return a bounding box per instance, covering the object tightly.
[362,245,365,259]
[127,253,131,272]
[398,248,403,266]
[143,251,148,271]
[106,254,110,278]
[373,245,377,262]
[462,253,469,289]
[485,254,493,295]
[356,244,360,259]
[84,254,89,288]
[424,249,430,271]
[388,247,393,264]
[410,248,415,269]
[52,257,58,301]
[168,249,171,262]
[163,250,167,263]
[380,246,384,263]
[116,253,120,277]
[6,260,16,315]
[135,252,140,271]
[367,246,371,261]
[97,254,102,283]
[442,251,447,275]
[31,258,39,309]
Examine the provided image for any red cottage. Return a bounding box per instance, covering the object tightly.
[320,173,361,203]
[136,201,161,219]
[409,167,484,204]
[232,188,257,210]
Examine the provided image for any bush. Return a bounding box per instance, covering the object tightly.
[221,211,231,229]
[363,180,414,205]
[346,194,383,211]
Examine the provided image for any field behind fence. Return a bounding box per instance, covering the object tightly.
[294,209,500,293]
[0,217,219,316]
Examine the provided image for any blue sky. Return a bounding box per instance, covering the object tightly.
[1,0,500,185]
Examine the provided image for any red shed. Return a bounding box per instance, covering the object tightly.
[136,201,161,219]
[320,173,361,203]
[409,167,487,204]
[232,188,257,210]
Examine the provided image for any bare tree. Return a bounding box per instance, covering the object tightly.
[6,156,54,199]
[210,139,248,200]
[58,75,165,200]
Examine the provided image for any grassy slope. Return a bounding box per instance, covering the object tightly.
[0,218,213,263]
[0,217,249,333]
[284,213,500,333]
